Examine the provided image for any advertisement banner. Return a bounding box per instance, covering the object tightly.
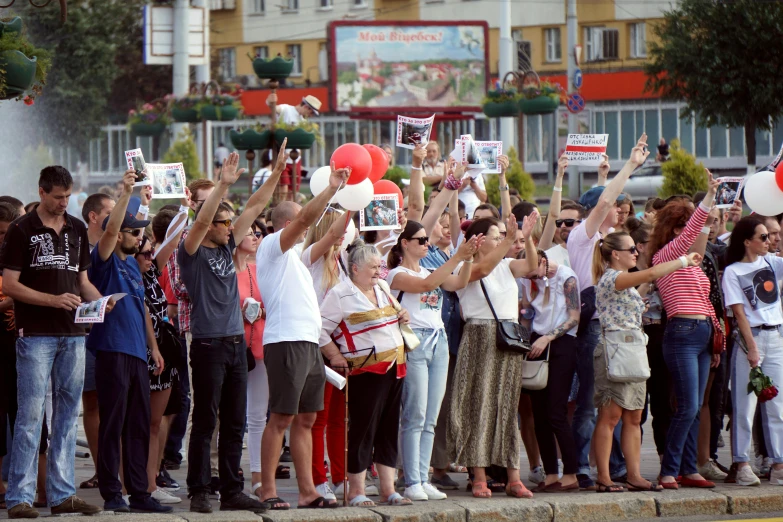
[329,21,489,113]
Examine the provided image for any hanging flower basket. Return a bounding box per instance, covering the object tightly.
[171,107,200,123]
[0,50,37,100]
[128,99,170,136]
[251,55,294,80]
[274,128,316,150]
[483,99,519,118]
[197,83,242,121]
[199,104,239,121]
[229,128,271,151]
[512,70,562,116]
[0,17,23,38]
[0,17,52,102]
[130,122,166,137]
[518,94,560,116]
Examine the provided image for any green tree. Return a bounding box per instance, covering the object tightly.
[163,129,202,183]
[485,147,535,207]
[659,139,707,198]
[644,0,783,171]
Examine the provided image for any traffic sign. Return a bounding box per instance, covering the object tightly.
[573,69,583,90]
[567,93,585,114]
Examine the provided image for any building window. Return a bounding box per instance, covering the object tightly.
[629,22,646,58]
[283,0,298,11]
[544,28,561,63]
[249,0,264,13]
[254,46,268,59]
[320,0,332,7]
[352,0,367,6]
[287,44,302,76]
[584,27,603,62]
[218,47,236,82]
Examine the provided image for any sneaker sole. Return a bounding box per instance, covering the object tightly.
[737,480,761,486]
[432,484,458,490]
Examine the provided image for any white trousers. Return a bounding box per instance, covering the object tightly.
[246,359,269,473]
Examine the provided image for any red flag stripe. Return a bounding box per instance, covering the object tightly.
[565,145,607,153]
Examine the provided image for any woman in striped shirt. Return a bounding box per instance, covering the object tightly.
[649,171,721,489]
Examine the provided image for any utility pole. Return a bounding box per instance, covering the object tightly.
[172,0,190,142]
[498,0,514,145]
[192,0,213,176]
[566,0,579,197]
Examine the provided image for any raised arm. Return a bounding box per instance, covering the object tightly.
[306,211,354,264]
[616,252,702,290]
[421,159,466,236]
[389,235,480,293]
[233,139,287,241]
[471,175,487,204]
[584,135,649,238]
[689,170,720,257]
[449,191,461,249]
[539,154,568,250]
[654,203,710,263]
[98,170,136,262]
[596,154,609,187]
[498,155,511,221]
[407,144,426,223]
[509,211,541,277]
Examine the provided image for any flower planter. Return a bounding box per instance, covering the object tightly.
[252,56,294,80]
[0,17,23,37]
[199,104,238,121]
[130,122,166,137]
[482,100,519,118]
[229,129,271,151]
[0,50,38,100]
[274,128,316,150]
[519,94,559,116]
[171,107,200,123]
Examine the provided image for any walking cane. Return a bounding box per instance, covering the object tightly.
[343,363,350,507]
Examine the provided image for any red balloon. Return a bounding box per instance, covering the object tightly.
[362,144,390,184]
[373,179,404,208]
[776,161,783,192]
[330,143,372,186]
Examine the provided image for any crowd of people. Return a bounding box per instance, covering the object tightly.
[1,130,783,518]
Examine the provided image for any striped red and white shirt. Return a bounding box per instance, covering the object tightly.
[652,204,714,318]
[319,279,406,378]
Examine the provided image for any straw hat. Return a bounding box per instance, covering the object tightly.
[302,95,321,115]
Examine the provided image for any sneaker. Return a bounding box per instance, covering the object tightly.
[129,495,173,513]
[403,484,429,501]
[528,465,546,485]
[8,503,39,519]
[714,460,730,474]
[220,492,269,513]
[422,482,447,500]
[333,481,345,499]
[430,474,459,490]
[190,491,213,513]
[771,467,783,485]
[152,488,182,504]
[280,446,293,463]
[162,458,181,471]
[717,433,725,448]
[698,460,728,481]
[736,465,761,486]
[50,496,102,516]
[103,495,130,513]
[156,469,181,492]
[754,455,771,477]
[315,482,337,502]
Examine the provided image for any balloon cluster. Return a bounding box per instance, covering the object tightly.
[745,162,783,216]
[310,143,403,212]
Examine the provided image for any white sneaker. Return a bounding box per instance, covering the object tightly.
[422,482,447,500]
[403,484,428,501]
[332,481,345,499]
[365,483,379,496]
[315,482,337,501]
[736,465,761,486]
[528,466,546,485]
[152,488,182,504]
[771,467,783,485]
[698,460,728,481]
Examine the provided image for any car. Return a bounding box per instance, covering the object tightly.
[623,163,663,202]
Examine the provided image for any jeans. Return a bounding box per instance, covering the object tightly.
[661,318,712,477]
[164,335,190,465]
[401,328,449,487]
[645,323,673,456]
[7,336,85,510]
[186,335,247,498]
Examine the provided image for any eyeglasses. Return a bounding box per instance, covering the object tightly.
[136,250,155,260]
[617,246,639,255]
[556,219,582,228]
[247,230,263,238]
[757,233,770,242]
[121,229,142,237]
[212,219,233,227]
[409,236,429,245]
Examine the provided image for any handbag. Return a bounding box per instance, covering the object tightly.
[377,280,420,352]
[602,327,650,383]
[479,280,531,354]
[577,286,596,336]
[520,303,557,390]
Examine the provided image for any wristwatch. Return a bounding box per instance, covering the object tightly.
[499,184,509,191]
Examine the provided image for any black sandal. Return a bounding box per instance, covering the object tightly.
[275,465,291,479]
[262,496,290,510]
[79,474,99,489]
[596,482,625,493]
[299,496,338,509]
[627,481,663,492]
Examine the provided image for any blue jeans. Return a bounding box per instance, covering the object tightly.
[401,328,449,486]
[7,336,85,509]
[572,320,626,476]
[661,318,712,477]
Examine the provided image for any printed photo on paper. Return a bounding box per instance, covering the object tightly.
[475,141,502,173]
[563,134,609,166]
[74,293,126,324]
[396,114,435,149]
[360,194,400,231]
[125,149,151,187]
[715,177,745,209]
[459,134,486,169]
[146,163,187,199]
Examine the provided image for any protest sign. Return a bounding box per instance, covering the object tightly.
[564,134,609,166]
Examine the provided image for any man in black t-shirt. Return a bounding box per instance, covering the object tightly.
[0,167,106,519]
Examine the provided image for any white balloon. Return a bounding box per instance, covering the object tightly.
[744,170,783,216]
[335,178,374,211]
[309,166,331,196]
[341,218,356,251]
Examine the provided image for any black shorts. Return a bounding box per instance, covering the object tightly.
[265,341,325,415]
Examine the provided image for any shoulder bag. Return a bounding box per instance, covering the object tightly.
[479,280,531,354]
[602,327,650,383]
[520,306,554,389]
[377,280,420,352]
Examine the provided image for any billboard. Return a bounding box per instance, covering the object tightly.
[329,21,489,113]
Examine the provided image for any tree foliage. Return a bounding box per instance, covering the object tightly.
[659,139,707,198]
[485,146,535,207]
[163,129,203,183]
[644,0,783,168]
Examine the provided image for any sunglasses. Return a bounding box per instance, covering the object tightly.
[121,229,142,237]
[247,230,263,238]
[136,250,155,260]
[409,236,429,245]
[617,246,639,255]
[212,219,233,227]
[556,219,582,228]
[757,233,770,242]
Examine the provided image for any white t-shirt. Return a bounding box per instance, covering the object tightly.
[520,265,579,337]
[566,221,601,292]
[386,266,444,330]
[722,254,783,327]
[252,168,272,193]
[278,104,303,165]
[546,244,571,268]
[214,146,230,164]
[457,258,518,321]
[301,245,349,306]
[460,174,486,219]
[256,230,321,344]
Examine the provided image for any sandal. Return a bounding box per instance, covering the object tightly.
[449,463,468,473]
[299,496,338,509]
[275,465,291,480]
[349,495,375,507]
[505,480,533,498]
[627,481,663,492]
[381,492,412,506]
[471,481,492,498]
[596,482,625,493]
[251,482,262,498]
[262,496,290,510]
[79,474,99,489]
[487,478,506,492]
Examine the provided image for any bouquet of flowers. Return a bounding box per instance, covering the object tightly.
[748,366,779,403]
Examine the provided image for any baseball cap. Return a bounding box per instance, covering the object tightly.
[102,196,150,231]
[578,186,605,211]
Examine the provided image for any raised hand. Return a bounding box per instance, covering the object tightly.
[520,209,540,239]
[705,169,720,199]
[598,153,610,179]
[412,144,426,167]
[557,154,569,177]
[329,160,351,189]
[273,138,289,173]
[628,133,650,168]
[219,151,246,186]
[498,155,510,174]
[181,186,192,209]
[456,234,482,261]
[139,184,152,205]
[121,169,136,196]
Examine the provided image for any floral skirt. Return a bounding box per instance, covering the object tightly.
[447,319,524,469]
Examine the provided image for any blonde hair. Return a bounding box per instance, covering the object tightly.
[592,231,630,284]
[303,210,342,292]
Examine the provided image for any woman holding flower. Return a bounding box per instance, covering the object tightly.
[722,215,783,487]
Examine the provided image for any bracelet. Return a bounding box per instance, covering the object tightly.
[465,258,474,264]
[499,184,509,192]
[678,256,688,269]
[411,166,422,171]
[552,186,563,192]
[138,204,149,217]
[701,226,711,235]
[443,173,462,191]
[179,204,190,214]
